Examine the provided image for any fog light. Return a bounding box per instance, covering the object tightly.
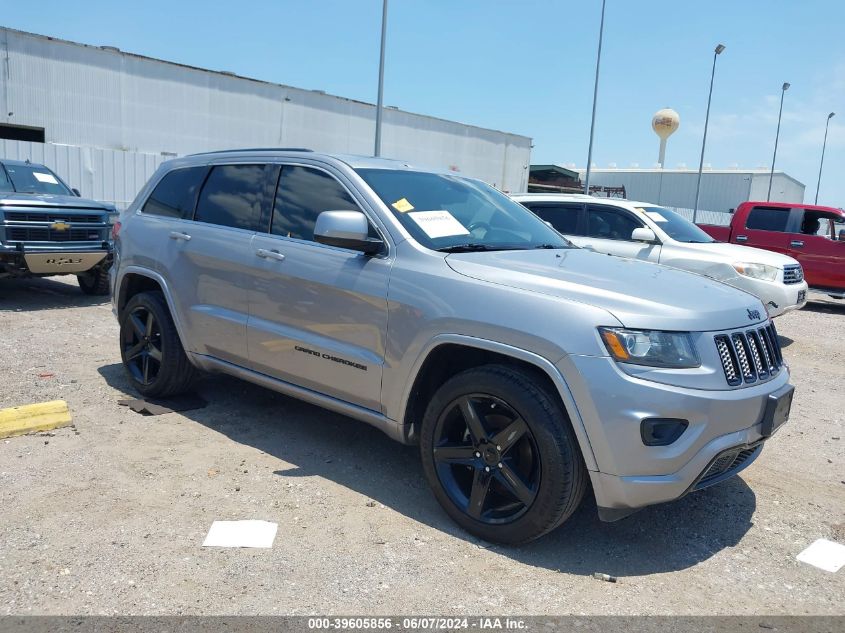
[641,418,688,446]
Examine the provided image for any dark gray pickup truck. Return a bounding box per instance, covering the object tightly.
[0,159,115,294]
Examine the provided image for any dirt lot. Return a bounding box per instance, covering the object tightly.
[0,276,843,615]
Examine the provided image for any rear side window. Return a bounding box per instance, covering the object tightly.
[745,207,789,232]
[143,166,208,219]
[586,205,642,240]
[272,166,360,241]
[195,164,267,231]
[524,203,581,235]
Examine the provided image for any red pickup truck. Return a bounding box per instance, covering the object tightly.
[699,201,845,299]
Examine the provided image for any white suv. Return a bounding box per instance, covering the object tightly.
[513,194,808,318]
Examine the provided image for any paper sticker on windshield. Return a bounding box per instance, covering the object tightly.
[33,172,59,184]
[644,211,667,222]
[408,210,470,239]
[391,197,414,213]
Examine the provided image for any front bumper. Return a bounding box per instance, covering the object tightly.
[0,242,112,276]
[727,276,808,318]
[557,353,792,518]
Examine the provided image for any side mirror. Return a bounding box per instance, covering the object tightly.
[631,227,658,243]
[71,188,81,197]
[839,229,845,242]
[314,210,384,255]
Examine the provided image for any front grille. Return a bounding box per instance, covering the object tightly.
[694,444,762,490]
[783,264,804,284]
[714,322,783,386]
[6,227,104,242]
[3,212,104,224]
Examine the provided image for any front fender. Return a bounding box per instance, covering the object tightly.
[394,333,599,471]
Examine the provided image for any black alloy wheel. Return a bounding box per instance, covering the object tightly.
[122,305,163,386]
[421,365,587,544]
[433,394,540,524]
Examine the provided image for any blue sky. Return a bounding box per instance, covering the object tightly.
[3,0,844,206]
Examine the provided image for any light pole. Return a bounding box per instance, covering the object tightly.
[814,112,835,205]
[692,43,725,223]
[583,0,606,195]
[767,82,790,201]
[374,0,388,157]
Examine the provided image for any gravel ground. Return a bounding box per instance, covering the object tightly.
[0,276,843,615]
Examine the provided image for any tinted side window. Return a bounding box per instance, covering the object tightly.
[143,166,208,219]
[525,203,581,234]
[799,210,838,238]
[272,166,359,241]
[586,205,642,240]
[746,207,789,232]
[195,164,267,230]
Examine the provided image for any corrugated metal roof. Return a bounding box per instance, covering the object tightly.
[0,27,531,142]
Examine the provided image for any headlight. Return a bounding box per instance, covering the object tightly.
[732,262,778,281]
[599,328,700,368]
[107,212,120,226]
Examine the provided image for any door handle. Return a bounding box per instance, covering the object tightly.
[736,235,748,242]
[256,248,285,262]
[790,240,804,248]
[168,231,192,241]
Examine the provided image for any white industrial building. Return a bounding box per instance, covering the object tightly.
[576,168,805,216]
[0,27,532,208]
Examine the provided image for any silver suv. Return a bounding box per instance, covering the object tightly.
[112,149,795,544]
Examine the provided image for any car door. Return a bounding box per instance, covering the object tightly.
[247,163,390,412]
[734,205,796,255]
[131,165,209,283]
[579,204,661,262]
[787,209,845,290]
[521,201,584,240]
[156,162,274,367]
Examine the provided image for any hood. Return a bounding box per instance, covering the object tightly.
[0,192,114,211]
[446,248,767,332]
[668,240,799,268]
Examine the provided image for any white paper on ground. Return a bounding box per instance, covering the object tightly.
[202,520,278,548]
[796,538,845,572]
[33,172,59,184]
[408,210,470,239]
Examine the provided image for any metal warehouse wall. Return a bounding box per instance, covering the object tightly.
[0,140,165,209]
[0,28,530,192]
[749,173,805,203]
[576,169,805,213]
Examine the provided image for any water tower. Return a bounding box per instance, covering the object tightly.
[652,108,680,167]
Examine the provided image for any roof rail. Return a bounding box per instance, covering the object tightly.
[188,147,314,156]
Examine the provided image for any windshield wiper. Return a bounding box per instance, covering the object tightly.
[533,243,561,249]
[437,243,506,253]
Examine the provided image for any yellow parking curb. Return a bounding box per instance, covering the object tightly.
[0,400,72,439]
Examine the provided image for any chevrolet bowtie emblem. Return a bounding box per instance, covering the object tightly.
[50,221,71,231]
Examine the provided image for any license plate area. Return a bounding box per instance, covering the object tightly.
[798,289,806,303]
[760,384,794,438]
[23,252,107,274]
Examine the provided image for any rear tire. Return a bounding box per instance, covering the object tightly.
[77,266,110,296]
[420,364,586,544]
[119,291,198,398]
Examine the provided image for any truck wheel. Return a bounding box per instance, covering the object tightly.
[77,267,110,296]
[420,364,586,544]
[119,291,198,398]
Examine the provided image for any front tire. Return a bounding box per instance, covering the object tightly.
[420,364,586,544]
[119,291,198,398]
[77,266,110,295]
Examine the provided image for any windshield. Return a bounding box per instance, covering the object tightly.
[0,163,73,195]
[356,169,571,251]
[637,206,715,243]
